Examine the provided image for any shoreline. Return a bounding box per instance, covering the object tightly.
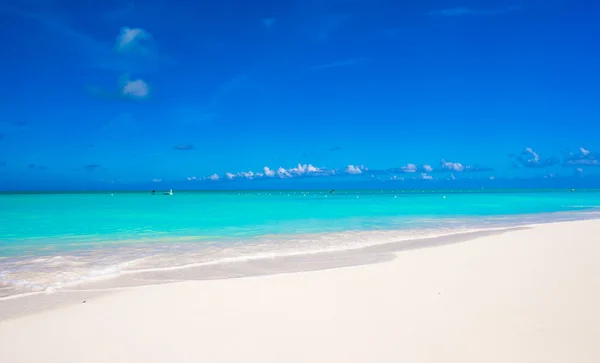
[1,210,600,319]
[0,227,518,320]
[2,208,599,298]
[1,219,599,362]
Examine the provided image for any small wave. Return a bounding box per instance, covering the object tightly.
[1,210,598,298]
[0,226,506,296]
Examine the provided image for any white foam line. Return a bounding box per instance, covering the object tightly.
[3,213,600,300]
[116,227,512,275]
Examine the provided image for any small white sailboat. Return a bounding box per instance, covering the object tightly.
[164,189,173,196]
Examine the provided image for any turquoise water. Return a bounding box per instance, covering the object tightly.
[1,190,599,297]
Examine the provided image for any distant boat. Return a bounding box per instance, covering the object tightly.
[164,189,173,196]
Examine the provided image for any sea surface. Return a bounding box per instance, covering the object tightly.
[1,189,599,298]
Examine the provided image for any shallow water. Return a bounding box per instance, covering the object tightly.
[1,190,599,297]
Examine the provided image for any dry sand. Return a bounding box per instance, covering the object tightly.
[1,219,599,363]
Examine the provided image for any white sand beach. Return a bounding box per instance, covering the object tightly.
[1,219,599,363]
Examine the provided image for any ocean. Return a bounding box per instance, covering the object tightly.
[1,189,599,298]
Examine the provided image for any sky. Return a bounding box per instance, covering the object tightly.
[0,0,599,190]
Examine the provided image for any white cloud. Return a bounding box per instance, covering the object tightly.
[237,171,255,179]
[524,147,540,163]
[421,173,433,180]
[423,164,433,172]
[288,164,322,176]
[187,176,198,181]
[449,173,456,180]
[345,165,364,175]
[276,167,292,178]
[580,147,590,156]
[307,164,319,173]
[201,163,356,182]
[152,178,162,183]
[122,79,149,98]
[263,166,275,177]
[576,168,583,173]
[489,176,495,180]
[116,27,153,53]
[441,160,465,172]
[401,163,418,173]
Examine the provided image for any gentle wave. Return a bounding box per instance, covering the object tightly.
[2,210,599,299]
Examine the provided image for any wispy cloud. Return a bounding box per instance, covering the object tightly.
[401,164,418,173]
[116,27,155,55]
[2,4,168,74]
[370,160,493,175]
[173,144,195,151]
[310,58,366,71]
[564,147,599,167]
[430,6,522,17]
[328,146,342,152]
[152,178,162,183]
[441,160,465,172]
[512,148,560,168]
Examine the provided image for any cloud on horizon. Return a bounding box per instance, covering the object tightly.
[564,147,599,167]
[195,157,496,182]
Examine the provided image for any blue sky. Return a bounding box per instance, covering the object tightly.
[0,0,599,190]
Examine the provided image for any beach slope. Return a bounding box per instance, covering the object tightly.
[1,220,599,363]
